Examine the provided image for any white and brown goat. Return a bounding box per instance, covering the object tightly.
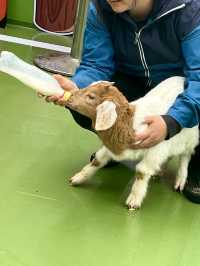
[65,77,199,209]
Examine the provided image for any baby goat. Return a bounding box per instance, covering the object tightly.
[65,76,199,209]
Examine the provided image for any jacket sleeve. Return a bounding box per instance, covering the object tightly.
[71,3,115,88]
[167,24,200,128]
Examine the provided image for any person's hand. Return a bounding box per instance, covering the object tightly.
[37,74,78,103]
[45,74,78,104]
[132,115,167,149]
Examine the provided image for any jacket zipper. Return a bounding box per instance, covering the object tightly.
[134,3,186,89]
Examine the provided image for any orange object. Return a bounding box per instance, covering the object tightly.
[34,0,77,35]
[0,0,7,21]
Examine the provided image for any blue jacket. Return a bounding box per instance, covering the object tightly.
[72,0,200,128]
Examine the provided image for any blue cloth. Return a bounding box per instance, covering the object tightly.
[72,0,200,128]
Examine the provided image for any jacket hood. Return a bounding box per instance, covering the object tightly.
[151,0,192,18]
[98,0,192,19]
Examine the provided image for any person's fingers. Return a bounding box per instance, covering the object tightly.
[45,95,59,102]
[132,134,150,149]
[53,74,78,91]
[56,98,68,106]
[136,137,156,149]
[53,74,71,90]
[53,74,67,86]
[133,135,158,149]
[132,116,168,149]
[37,92,45,98]
[134,129,152,142]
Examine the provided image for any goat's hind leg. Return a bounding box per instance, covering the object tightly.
[174,153,192,192]
[69,146,112,185]
[126,149,167,210]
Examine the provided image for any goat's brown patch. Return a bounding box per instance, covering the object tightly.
[135,171,144,180]
[91,158,100,167]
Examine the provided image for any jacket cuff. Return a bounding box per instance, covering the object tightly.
[162,115,182,140]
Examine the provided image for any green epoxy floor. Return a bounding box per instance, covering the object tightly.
[0,25,200,266]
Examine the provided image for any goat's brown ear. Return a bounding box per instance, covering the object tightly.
[95,100,117,131]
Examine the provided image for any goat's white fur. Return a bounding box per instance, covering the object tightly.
[70,77,199,209]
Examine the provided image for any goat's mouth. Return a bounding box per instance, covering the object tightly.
[64,94,81,113]
[65,95,76,109]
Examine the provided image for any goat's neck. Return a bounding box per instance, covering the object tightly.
[96,107,135,155]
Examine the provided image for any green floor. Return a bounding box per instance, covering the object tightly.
[0,25,200,266]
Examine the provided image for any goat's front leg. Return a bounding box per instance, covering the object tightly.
[126,171,151,210]
[69,146,112,185]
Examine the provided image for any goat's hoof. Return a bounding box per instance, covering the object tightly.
[174,186,181,193]
[127,205,140,211]
[68,178,78,186]
[126,194,141,210]
[69,173,86,186]
[174,179,186,192]
[128,206,138,211]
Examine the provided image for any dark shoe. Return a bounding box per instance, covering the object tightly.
[90,153,119,168]
[183,154,200,204]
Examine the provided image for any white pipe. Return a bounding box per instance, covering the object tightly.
[0,34,71,53]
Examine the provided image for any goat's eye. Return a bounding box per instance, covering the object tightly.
[87,94,96,100]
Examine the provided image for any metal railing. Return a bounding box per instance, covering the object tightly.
[71,0,89,59]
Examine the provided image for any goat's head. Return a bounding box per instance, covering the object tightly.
[66,81,133,131]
